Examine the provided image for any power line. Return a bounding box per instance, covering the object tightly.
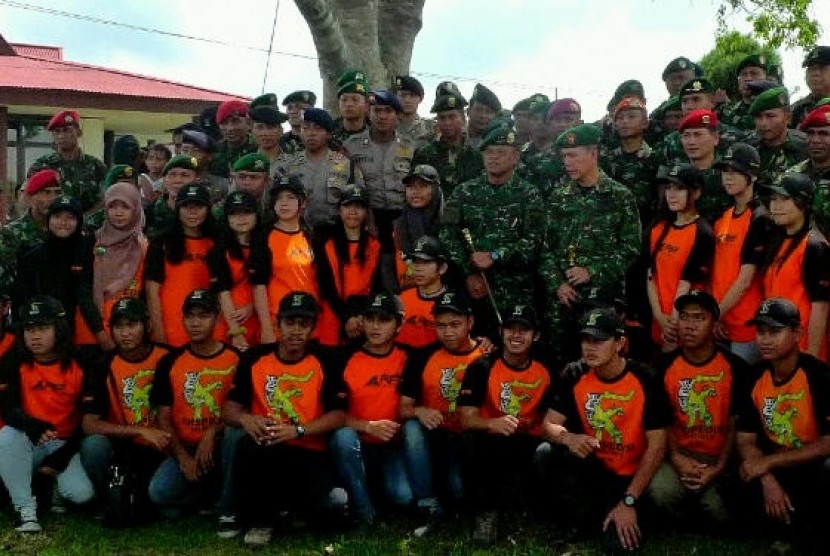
[261,0,282,94]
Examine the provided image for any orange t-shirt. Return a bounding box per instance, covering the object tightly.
[649,219,714,344]
[397,288,440,348]
[399,342,486,432]
[105,345,170,427]
[343,346,407,443]
[661,349,738,458]
[151,345,239,446]
[457,355,551,436]
[711,207,766,342]
[212,247,261,345]
[392,230,416,291]
[318,238,380,346]
[21,360,85,439]
[261,229,320,321]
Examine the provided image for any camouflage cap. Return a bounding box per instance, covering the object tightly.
[19,296,67,326]
[765,172,815,200]
[250,93,278,109]
[502,304,539,329]
[579,308,624,340]
[749,298,801,328]
[109,297,149,324]
[802,46,830,68]
[104,164,136,188]
[282,90,317,106]
[799,105,830,131]
[406,235,444,262]
[175,184,211,207]
[554,124,601,149]
[431,290,472,316]
[662,57,696,80]
[233,153,270,174]
[713,143,761,176]
[163,154,199,176]
[430,93,467,113]
[679,78,715,98]
[403,164,441,186]
[363,291,405,319]
[249,105,288,126]
[278,291,319,319]
[737,53,769,73]
[223,191,258,214]
[748,86,789,116]
[339,184,369,206]
[470,83,502,112]
[675,289,720,320]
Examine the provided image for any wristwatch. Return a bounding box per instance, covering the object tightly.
[295,425,306,439]
[490,250,500,262]
[622,493,637,508]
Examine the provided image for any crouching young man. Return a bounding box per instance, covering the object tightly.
[538,308,670,552]
[735,298,830,551]
[224,292,348,547]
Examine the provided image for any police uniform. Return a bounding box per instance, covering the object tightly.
[278,149,350,228]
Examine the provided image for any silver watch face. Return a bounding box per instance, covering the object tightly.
[623,494,636,507]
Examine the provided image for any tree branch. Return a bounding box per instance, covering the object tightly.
[377,0,425,84]
[294,0,349,81]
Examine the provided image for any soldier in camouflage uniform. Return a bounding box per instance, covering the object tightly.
[648,57,699,144]
[465,84,501,150]
[647,96,682,146]
[440,122,545,336]
[27,110,106,214]
[598,80,646,151]
[230,153,272,212]
[790,46,830,129]
[517,96,559,193]
[144,155,199,238]
[181,129,231,204]
[539,124,641,363]
[0,170,61,297]
[211,100,258,178]
[412,91,483,197]
[790,105,830,238]
[394,75,434,149]
[334,70,371,145]
[511,96,534,146]
[280,90,316,155]
[601,97,660,225]
[276,108,350,228]
[746,87,808,188]
[718,54,771,131]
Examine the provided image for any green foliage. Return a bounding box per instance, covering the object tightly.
[698,32,781,97]
[717,0,821,49]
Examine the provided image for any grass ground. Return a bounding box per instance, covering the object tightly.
[0,509,767,556]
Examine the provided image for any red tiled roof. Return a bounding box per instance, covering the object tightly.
[11,43,63,61]
[0,51,248,103]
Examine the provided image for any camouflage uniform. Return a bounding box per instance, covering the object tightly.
[275,149,351,228]
[279,131,304,156]
[790,95,822,130]
[539,171,641,354]
[517,142,567,197]
[789,159,830,238]
[333,118,369,147]
[718,99,755,131]
[397,115,435,150]
[601,141,660,225]
[747,129,808,187]
[0,211,47,296]
[144,198,176,239]
[657,123,745,168]
[412,139,483,197]
[210,134,258,178]
[439,172,546,311]
[27,151,106,212]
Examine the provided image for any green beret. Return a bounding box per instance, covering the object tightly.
[479,122,519,150]
[528,98,551,116]
[554,124,601,149]
[282,90,317,106]
[337,80,368,97]
[737,54,768,73]
[679,78,715,98]
[430,93,467,113]
[748,86,789,116]
[662,57,695,79]
[104,164,136,187]
[337,69,367,88]
[512,97,533,113]
[250,93,278,109]
[470,83,502,112]
[163,154,199,176]
[659,96,682,113]
[232,153,270,173]
[607,80,645,112]
[817,97,830,108]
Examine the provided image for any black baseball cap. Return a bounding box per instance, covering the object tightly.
[579,308,624,340]
[403,164,441,186]
[407,235,444,262]
[182,289,219,314]
[109,297,149,324]
[713,143,761,176]
[675,290,720,320]
[765,173,815,201]
[339,184,369,206]
[432,290,472,316]
[176,184,211,208]
[270,175,306,198]
[278,291,319,319]
[363,291,404,319]
[182,129,218,153]
[47,195,83,220]
[224,191,258,214]
[18,296,67,326]
[749,298,801,328]
[658,163,704,189]
[502,304,539,329]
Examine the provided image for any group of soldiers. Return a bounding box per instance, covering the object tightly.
[0,44,829,551]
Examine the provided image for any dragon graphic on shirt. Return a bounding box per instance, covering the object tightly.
[439,364,466,413]
[499,378,542,417]
[264,370,315,424]
[678,371,724,427]
[762,390,805,448]
[121,369,155,423]
[183,366,235,420]
[585,390,635,444]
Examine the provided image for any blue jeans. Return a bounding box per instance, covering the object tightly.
[147,426,243,517]
[0,426,94,516]
[80,433,166,499]
[329,427,413,523]
[402,419,462,506]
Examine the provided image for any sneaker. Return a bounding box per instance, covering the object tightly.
[15,508,42,533]
[412,498,442,538]
[50,490,66,514]
[243,527,273,547]
[472,510,498,545]
[216,515,241,539]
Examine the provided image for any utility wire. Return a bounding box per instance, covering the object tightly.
[261,0,281,94]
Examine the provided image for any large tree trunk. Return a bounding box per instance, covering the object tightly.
[294,0,425,112]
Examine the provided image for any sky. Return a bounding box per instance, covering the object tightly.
[1,0,828,121]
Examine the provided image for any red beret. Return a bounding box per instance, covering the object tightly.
[46,110,80,131]
[25,169,61,195]
[799,105,830,131]
[613,97,647,119]
[679,109,718,131]
[216,100,249,124]
[547,98,581,120]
